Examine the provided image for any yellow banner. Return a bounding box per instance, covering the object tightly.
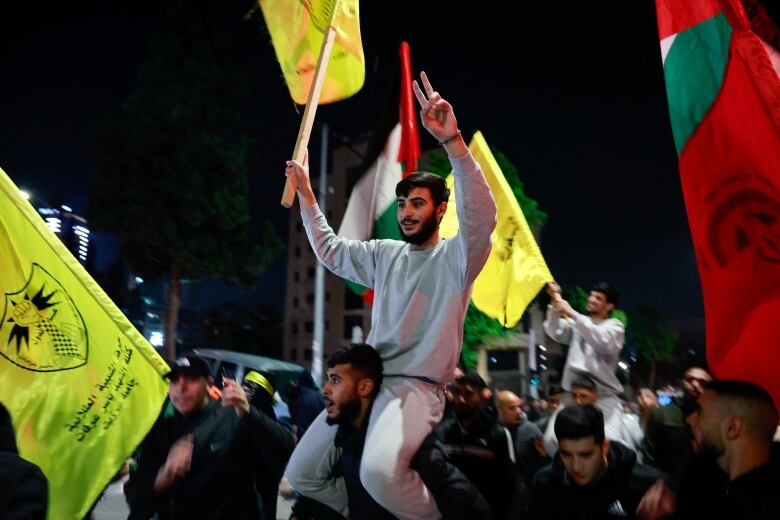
[259,0,365,104]
[0,167,169,518]
[440,132,552,327]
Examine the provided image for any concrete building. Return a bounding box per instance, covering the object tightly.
[37,204,93,268]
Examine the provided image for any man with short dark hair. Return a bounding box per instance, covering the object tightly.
[641,366,712,479]
[544,282,625,403]
[127,355,294,519]
[436,373,525,520]
[530,405,668,520]
[542,376,643,457]
[284,72,497,519]
[678,379,780,519]
[292,346,492,520]
[315,345,395,520]
[534,385,564,433]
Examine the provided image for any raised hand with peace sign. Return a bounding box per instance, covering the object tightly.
[412,71,467,157]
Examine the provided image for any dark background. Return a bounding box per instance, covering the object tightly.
[1,1,724,319]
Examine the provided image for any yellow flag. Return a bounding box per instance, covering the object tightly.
[0,167,169,518]
[259,0,364,104]
[440,132,552,327]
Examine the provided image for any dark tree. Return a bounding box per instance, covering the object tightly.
[627,305,678,388]
[89,0,282,360]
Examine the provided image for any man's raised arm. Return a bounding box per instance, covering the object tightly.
[285,154,378,288]
[412,71,497,287]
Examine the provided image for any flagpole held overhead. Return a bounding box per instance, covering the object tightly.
[257,0,366,208]
[280,25,336,208]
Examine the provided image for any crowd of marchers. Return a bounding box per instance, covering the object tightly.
[3,293,779,520]
[3,72,779,520]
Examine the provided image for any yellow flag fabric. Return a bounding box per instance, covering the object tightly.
[0,167,169,518]
[440,132,553,327]
[259,0,364,104]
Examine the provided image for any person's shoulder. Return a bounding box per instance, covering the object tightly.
[603,316,625,329]
[531,462,555,489]
[435,417,459,436]
[519,419,543,436]
[0,452,45,480]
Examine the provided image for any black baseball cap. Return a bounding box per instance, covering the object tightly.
[167,354,211,380]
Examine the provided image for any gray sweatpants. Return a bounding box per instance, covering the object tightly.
[286,377,444,519]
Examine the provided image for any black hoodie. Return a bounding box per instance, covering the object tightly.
[529,441,665,520]
[0,402,48,519]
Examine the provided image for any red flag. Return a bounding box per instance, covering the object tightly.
[656,0,780,405]
[398,42,421,177]
[337,42,421,305]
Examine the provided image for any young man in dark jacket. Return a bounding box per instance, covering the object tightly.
[126,355,294,519]
[530,404,669,520]
[678,379,780,520]
[291,346,493,520]
[436,373,526,520]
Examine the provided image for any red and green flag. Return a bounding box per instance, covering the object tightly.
[337,41,420,304]
[656,0,780,404]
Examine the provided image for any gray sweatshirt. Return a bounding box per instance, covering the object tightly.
[543,307,625,396]
[300,152,497,384]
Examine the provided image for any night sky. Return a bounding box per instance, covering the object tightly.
[1,1,707,319]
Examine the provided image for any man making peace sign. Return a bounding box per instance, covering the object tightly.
[284,72,497,519]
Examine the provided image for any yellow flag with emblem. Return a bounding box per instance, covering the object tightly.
[0,167,169,518]
[258,0,364,104]
[440,131,553,327]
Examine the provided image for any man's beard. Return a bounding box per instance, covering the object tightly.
[399,213,438,245]
[325,397,362,426]
[696,431,725,459]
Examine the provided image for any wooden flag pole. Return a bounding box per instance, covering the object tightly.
[280,25,337,208]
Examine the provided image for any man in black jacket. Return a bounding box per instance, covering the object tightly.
[530,404,669,520]
[126,355,294,519]
[291,346,493,520]
[678,379,780,519]
[0,401,47,520]
[496,389,547,486]
[436,373,525,520]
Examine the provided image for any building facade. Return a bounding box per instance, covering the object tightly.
[37,204,93,268]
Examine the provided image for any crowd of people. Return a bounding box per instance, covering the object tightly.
[2,72,778,520]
